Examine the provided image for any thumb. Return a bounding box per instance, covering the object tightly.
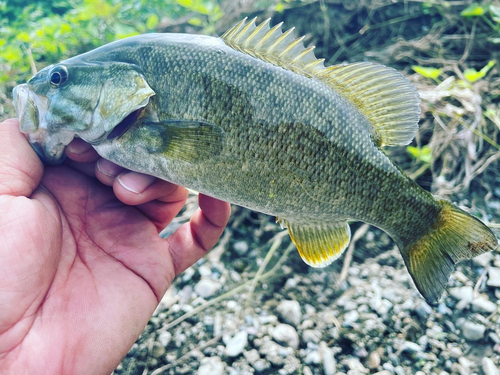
[0,118,43,197]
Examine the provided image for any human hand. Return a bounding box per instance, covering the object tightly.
[0,118,230,374]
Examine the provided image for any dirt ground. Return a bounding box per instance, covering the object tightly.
[112,1,500,375]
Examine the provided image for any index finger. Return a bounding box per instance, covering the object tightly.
[165,194,231,276]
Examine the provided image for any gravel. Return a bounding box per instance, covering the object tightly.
[115,214,500,375]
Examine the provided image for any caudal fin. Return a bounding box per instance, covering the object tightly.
[400,199,498,304]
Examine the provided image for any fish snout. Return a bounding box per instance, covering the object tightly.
[13,84,40,133]
[13,84,69,165]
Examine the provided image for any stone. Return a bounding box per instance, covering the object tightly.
[471,297,497,313]
[158,331,172,347]
[225,331,248,357]
[233,241,249,255]
[194,278,221,298]
[302,329,321,344]
[253,359,270,373]
[346,357,368,373]
[473,252,493,267]
[151,342,165,358]
[277,300,302,327]
[271,324,300,349]
[401,341,422,353]
[343,310,359,326]
[487,267,500,288]
[305,350,321,364]
[482,357,500,375]
[198,356,224,375]
[244,349,260,365]
[373,372,392,375]
[368,351,381,369]
[462,321,486,341]
[319,342,336,375]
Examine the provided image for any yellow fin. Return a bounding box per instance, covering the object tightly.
[278,219,351,268]
[320,63,421,146]
[401,198,498,304]
[222,18,421,147]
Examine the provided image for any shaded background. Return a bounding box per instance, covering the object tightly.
[1,1,500,374]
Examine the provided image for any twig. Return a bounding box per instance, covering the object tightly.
[161,242,295,331]
[247,230,288,299]
[335,224,370,287]
[149,332,230,375]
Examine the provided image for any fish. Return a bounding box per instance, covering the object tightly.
[13,18,498,304]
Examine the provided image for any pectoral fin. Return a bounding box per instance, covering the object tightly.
[279,219,351,267]
[130,119,225,163]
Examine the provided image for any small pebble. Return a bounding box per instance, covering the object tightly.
[151,342,165,358]
[319,342,336,375]
[277,300,302,327]
[462,321,486,341]
[224,331,248,357]
[401,341,422,353]
[368,351,381,369]
[303,329,321,344]
[158,331,172,347]
[473,252,493,267]
[253,359,270,373]
[271,324,300,349]
[233,241,249,255]
[198,356,224,375]
[305,350,321,364]
[487,267,500,287]
[194,278,221,298]
[472,297,497,313]
[482,357,500,375]
[244,349,260,365]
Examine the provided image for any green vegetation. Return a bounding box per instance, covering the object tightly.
[0,0,224,115]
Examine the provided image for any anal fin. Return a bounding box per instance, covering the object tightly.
[279,219,351,268]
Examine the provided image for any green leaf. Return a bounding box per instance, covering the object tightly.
[460,4,485,17]
[176,0,193,8]
[188,17,202,26]
[412,65,441,80]
[146,14,159,29]
[16,31,31,42]
[464,60,496,83]
[407,145,432,163]
[275,2,285,12]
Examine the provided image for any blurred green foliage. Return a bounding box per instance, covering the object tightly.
[0,0,223,88]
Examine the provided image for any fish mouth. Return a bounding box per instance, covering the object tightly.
[107,107,144,140]
[13,83,70,165]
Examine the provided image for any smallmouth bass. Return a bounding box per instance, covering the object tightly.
[13,18,498,303]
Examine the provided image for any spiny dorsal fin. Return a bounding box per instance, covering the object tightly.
[222,18,421,147]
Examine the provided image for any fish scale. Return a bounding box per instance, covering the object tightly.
[13,19,498,304]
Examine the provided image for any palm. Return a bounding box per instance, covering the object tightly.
[0,119,230,375]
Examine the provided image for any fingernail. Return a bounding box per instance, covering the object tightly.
[118,172,156,194]
[97,159,123,178]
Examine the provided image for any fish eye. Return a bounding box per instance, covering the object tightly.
[49,66,69,87]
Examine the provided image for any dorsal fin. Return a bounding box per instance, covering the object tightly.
[222,18,421,147]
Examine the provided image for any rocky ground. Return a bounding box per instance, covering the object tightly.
[111,3,500,372]
[113,199,500,375]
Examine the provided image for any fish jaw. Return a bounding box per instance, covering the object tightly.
[13,83,73,164]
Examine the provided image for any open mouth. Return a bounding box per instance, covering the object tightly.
[107,107,144,140]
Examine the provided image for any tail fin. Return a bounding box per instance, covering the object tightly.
[400,199,498,304]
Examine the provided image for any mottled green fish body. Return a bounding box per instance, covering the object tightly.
[13,19,498,303]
